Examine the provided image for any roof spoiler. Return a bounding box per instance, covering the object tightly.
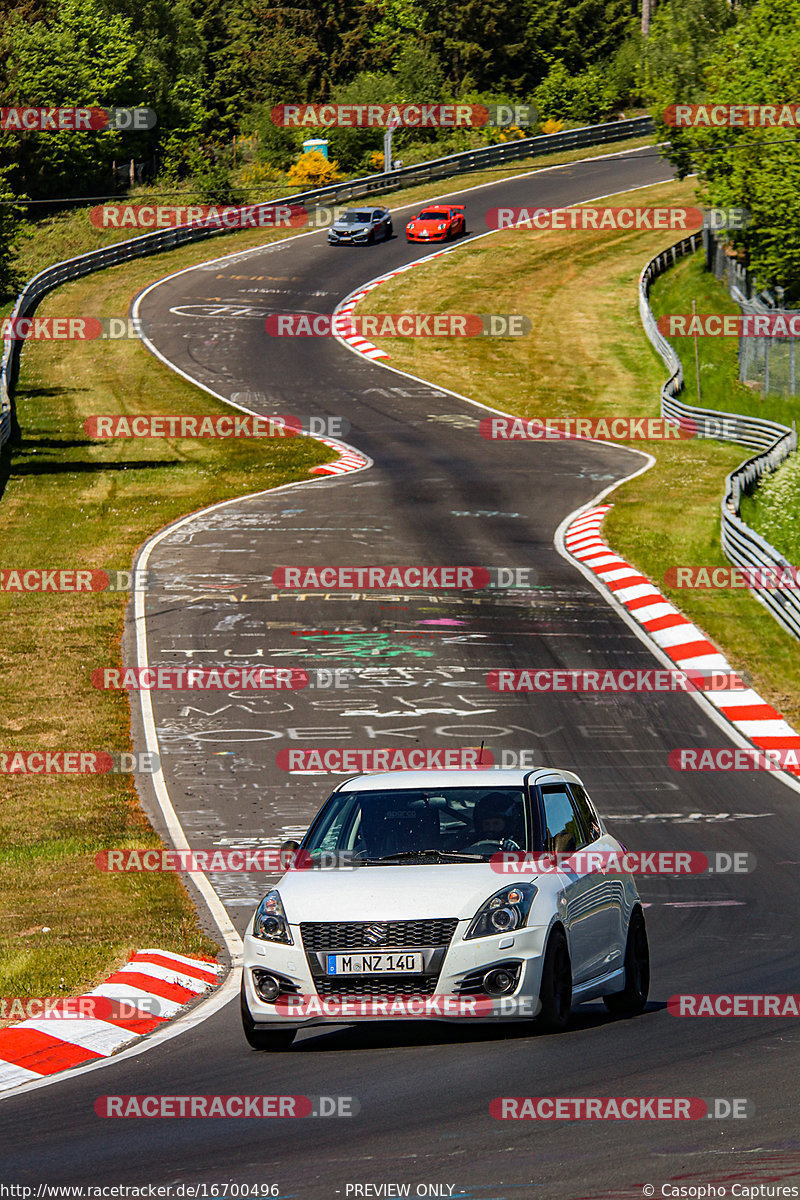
[450,204,466,210]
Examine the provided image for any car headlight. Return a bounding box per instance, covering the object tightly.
[252,889,293,944]
[437,222,447,230]
[464,883,538,940]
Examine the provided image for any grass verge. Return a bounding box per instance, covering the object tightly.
[648,250,799,427]
[0,236,330,1008]
[740,457,800,563]
[355,176,800,727]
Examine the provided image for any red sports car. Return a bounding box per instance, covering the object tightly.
[406,204,466,243]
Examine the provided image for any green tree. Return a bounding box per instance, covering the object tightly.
[1,0,150,200]
[0,167,25,303]
[643,0,740,174]
[535,61,611,124]
[323,71,395,172]
[525,0,637,83]
[362,0,431,67]
[661,0,800,297]
[430,0,531,93]
[394,44,445,101]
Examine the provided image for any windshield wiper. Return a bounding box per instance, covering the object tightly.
[371,849,487,864]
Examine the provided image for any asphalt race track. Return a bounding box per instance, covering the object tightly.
[3,145,800,1199]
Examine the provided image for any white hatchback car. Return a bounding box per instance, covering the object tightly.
[241,769,649,1049]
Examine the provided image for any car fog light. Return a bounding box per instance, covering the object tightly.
[253,971,281,1003]
[483,968,516,996]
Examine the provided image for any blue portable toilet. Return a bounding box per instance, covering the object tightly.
[302,138,329,159]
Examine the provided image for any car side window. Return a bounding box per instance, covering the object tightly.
[541,785,587,854]
[568,783,602,843]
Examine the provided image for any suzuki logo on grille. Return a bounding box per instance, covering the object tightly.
[363,923,388,945]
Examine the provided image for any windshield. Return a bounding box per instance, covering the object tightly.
[302,786,531,864]
[417,210,446,221]
[342,211,373,223]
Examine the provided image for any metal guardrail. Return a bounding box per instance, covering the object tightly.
[639,236,800,641]
[0,114,654,451]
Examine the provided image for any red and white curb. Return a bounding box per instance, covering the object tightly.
[0,949,223,1093]
[334,252,448,361]
[564,505,800,774]
[310,435,369,476]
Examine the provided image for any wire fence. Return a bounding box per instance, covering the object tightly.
[705,228,800,397]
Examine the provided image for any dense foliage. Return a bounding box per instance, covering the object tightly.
[649,0,800,297]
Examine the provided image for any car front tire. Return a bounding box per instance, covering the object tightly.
[603,906,649,1016]
[536,926,572,1032]
[241,980,296,1051]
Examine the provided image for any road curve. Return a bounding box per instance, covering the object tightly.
[2,145,800,1200]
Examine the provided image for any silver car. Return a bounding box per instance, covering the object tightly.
[328,207,393,245]
[241,768,650,1050]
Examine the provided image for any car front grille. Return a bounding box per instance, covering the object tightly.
[314,974,439,997]
[300,918,458,952]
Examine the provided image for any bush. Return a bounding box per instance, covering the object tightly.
[535,61,611,125]
[239,162,283,191]
[192,157,243,205]
[250,106,303,173]
[287,151,344,188]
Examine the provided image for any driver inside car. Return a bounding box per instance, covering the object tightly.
[465,792,523,853]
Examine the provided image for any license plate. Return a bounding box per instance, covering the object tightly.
[326,952,424,975]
